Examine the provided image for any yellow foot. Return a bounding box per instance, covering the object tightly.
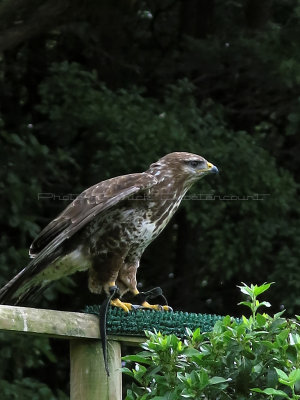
[142,301,172,311]
[111,298,133,313]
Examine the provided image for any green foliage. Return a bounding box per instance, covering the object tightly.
[0,378,68,400]
[123,283,300,399]
[0,332,68,400]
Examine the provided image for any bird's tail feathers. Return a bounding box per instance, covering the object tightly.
[14,284,51,306]
[0,267,32,305]
[0,220,78,305]
[0,248,62,305]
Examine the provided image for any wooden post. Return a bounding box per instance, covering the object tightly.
[0,305,144,400]
[70,339,122,400]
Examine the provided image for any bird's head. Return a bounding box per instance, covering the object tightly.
[148,152,218,186]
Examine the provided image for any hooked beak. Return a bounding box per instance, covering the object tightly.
[199,161,219,174]
[207,162,219,174]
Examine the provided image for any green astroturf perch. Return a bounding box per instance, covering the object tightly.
[86,306,225,338]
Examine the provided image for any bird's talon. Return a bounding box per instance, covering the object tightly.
[111,298,132,312]
[141,301,172,311]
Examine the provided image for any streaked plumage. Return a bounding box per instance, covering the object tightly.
[0,152,218,308]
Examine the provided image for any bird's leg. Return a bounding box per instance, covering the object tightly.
[108,284,172,311]
[132,287,172,311]
[106,282,133,312]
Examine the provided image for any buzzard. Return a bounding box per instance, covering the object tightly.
[0,152,218,311]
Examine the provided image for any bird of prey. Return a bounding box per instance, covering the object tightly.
[0,152,218,311]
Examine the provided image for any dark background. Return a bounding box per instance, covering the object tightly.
[0,0,299,398]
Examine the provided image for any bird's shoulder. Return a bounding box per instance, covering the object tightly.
[29,172,157,257]
[83,172,157,199]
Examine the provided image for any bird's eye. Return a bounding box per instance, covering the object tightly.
[189,160,200,168]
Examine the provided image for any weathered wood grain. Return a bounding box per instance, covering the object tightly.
[70,339,122,400]
[0,305,144,345]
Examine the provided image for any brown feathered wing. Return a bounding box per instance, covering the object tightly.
[0,173,157,304]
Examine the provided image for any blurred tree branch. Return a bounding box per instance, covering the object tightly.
[0,0,70,51]
[0,0,137,52]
